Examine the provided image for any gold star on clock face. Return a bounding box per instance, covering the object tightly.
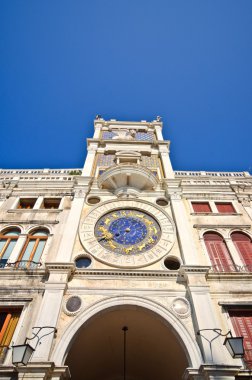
[94,209,161,255]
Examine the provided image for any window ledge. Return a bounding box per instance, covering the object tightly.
[7,209,63,213]
[191,212,241,216]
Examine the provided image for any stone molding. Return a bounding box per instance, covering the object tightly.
[73,269,183,279]
[193,224,251,229]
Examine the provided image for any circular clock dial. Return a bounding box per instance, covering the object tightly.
[94,209,161,255]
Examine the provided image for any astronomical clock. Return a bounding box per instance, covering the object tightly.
[79,199,175,268]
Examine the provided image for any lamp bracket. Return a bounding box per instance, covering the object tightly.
[25,326,57,350]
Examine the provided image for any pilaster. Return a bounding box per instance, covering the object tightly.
[31,264,74,362]
[8,234,26,263]
[55,177,90,263]
[159,144,174,179]
[182,266,233,366]
[166,180,198,264]
[82,143,98,176]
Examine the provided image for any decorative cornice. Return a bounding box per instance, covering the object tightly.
[7,209,62,214]
[207,272,252,281]
[0,220,59,224]
[74,269,183,279]
[179,265,210,275]
[45,262,75,274]
[0,268,46,278]
[193,224,251,229]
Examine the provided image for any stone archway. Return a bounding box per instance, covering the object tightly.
[52,297,202,380]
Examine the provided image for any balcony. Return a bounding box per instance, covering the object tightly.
[0,260,42,270]
[0,345,9,364]
[244,349,252,370]
[209,264,252,273]
[97,164,159,192]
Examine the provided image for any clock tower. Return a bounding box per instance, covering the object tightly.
[79,116,177,270]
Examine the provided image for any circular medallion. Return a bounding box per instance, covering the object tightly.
[64,296,82,316]
[95,209,161,255]
[171,297,190,318]
[79,199,175,268]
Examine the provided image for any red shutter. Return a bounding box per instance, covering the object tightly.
[215,203,235,213]
[231,233,252,269]
[229,309,252,369]
[192,202,211,213]
[204,233,235,272]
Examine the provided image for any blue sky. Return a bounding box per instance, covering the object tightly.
[1,0,252,172]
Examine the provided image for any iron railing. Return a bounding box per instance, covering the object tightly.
[0,345,9,364]
[209,264,252,273]
[244,349,252,370]
[0,260,42,270]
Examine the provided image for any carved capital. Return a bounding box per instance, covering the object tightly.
[238,196,251,207]
[170,192,182,201]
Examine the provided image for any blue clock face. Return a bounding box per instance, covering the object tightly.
[95,209,161,255]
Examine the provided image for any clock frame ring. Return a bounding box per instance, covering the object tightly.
[79,199,175,268]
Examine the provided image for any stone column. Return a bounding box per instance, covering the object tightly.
[82,143,97,176]
[8,234,26,264]
[30,264,74,362]
[93,121,103,138]
[159,145,174,179]
[167,183,198,264]
[183,267,234,366]
[154,124,163,140]
[55,177,89,263]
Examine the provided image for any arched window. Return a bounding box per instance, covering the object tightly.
[17,229,49,269]
[0,229,21,268]
[231,232,252,270]
[203,232,236,272]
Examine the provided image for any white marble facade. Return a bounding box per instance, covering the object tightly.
[0,118,251,379]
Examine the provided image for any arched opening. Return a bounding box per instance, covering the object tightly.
[65,305,189,380]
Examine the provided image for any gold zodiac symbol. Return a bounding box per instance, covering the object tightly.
[144,218,153,225]
[148,237,155,244]
[136,214,144,218]
[104,218,111,225]
[124,247,133,254]
[108,240,117,249]
[138,243,146,251]
[150,226,157,234]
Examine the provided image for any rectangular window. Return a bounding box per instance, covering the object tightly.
[229,308,252,369]
[41,198,61,209]
[119,157,138,164]
[18,198,36,209]
[191,202,212,213]
[215,202,235,213]
[0,308,21,364]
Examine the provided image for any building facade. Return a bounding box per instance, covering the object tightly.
[0,117,252,379]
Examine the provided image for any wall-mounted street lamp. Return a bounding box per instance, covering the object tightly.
[12,326,57,366]
[197,328,244,362]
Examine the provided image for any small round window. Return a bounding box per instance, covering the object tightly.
[87,196,101,205]
[75,257,92,268]
[156,198,169,207]
[164,257,181,270]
